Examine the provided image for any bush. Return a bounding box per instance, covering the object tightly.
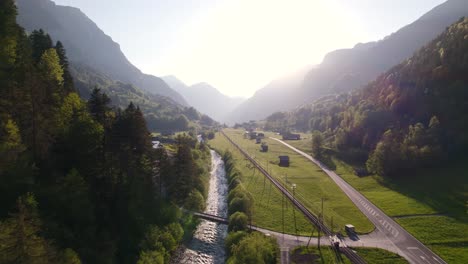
[184,190,205,212]
[228,232,278,264]
[225,231,248,256]
[138,223,184,261]
[228,212,249,232]
[228,196,251,216]
[137,250,165,264]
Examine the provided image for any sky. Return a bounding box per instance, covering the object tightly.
[52,0,446,98]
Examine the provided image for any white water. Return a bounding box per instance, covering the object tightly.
[172,150,229,264]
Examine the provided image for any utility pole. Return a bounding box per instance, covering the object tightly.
[292,184,298,237]
[282,189,285,242]
[318,197,324,249]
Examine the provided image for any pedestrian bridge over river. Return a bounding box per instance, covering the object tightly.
[191,211,229,225]
[189,211,276,234]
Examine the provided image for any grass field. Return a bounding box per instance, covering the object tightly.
[212,129,374,234]
[291,246,352,264]
[352,247,408,264]
[209,132,313,235]
[273,133,468,263]
[291,246,407,264]
[396,216,468,263]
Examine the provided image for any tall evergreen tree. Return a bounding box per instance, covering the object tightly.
[0,194,59,264]
[55,41,75,93]
[29,29,53,63]
[88,88,112,127]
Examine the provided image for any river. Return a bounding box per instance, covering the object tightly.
[172,150,229,264]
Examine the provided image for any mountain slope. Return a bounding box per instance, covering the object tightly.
[268,17,468,158]
[268,19,468,264]
[226,66,312,123]
[229,0,468,123]
[16,0,188,105]
[162,76,245,122]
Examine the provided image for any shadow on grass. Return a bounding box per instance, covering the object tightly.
[375,157,468,221]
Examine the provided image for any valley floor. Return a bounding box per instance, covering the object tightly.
[269,132,468,264]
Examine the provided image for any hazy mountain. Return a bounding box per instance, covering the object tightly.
[226,65,313,123]
[228,0,468,123]
[162,76,245,122]
[16,0,188,105]
[266,17,468,174]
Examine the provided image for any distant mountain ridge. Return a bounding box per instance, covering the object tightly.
[16,0,188,105]
[228,0,468,123]
[162,76,245,122]
[225,65,314,123]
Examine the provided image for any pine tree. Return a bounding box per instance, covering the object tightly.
[0,194,59,264]
[0,0,18,72]
[29,30,53,63]
[55,41,75,93]
[88,87,112,127]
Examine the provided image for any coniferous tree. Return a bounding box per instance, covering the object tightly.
[0,194,59,264]
[88,88,112,127]
[29,29,53,63]
[55,41,75,93]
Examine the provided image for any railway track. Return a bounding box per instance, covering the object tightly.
[220,131,367,264]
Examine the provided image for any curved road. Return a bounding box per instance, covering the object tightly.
[271,137,447,264]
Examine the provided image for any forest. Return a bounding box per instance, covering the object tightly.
[0,1,212,263]
[264,17,468,176]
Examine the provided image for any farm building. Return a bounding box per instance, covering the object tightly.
[249,132,258,140]
[256,138,262,144]
[282,133,301,140]
[260,143,268,152]
[278,156,290,167]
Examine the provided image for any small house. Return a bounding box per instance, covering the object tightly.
[282,133,301,140]
[249,132,258,140]
[257,133,265,138]
[353,167,369,177]
[260,143,269,152]
[278,156,290,167]
[256,138,262,144]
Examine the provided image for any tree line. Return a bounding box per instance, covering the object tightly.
[219,148,278,264]
[0,2,211,263]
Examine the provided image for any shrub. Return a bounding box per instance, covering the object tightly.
[228,212,249,232]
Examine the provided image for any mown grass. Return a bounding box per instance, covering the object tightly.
[220,129,374,234]
[209,132,313,236]
[352,247,408,264]
[291,246,407,264]
[275,132,468,263]
[291,246,352,264]
[396,216,468,263]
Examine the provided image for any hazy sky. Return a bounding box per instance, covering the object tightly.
[52,0,446,97]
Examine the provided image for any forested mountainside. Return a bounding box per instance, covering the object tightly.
[16,0,188,105]
[70,63,215,132]
[15,0,215,132]
[230,0,468,123]
[265,17,468,177]
[163,76,245,122]
[0,1,214,263]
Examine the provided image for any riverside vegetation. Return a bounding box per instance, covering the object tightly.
[214,139,279,264]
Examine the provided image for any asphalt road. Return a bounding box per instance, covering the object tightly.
[271,138,447,264]
[221,131,367,263]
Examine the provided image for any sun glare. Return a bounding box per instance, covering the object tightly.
[157,0,367,97]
